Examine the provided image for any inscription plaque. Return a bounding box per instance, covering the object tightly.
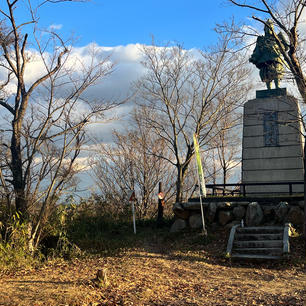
[264,112,278,146]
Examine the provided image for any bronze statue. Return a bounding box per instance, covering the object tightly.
[249,20,288,90]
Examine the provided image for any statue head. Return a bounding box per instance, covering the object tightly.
[264,19,274,36]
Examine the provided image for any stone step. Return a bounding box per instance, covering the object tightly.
[235,233,283,241]
[231,254,282,260]
[226,225,290,260]
[233,247,283,256]
[236,226,283,234]
[234,240,283,248]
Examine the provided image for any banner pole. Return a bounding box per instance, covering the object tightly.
[193,133,207,236]
[196,170,207,235]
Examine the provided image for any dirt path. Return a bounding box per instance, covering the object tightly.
[0,248,305,306]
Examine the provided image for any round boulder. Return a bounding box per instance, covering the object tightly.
[207,202,217,223]
[274,201,289,223]
[170,219,187,233]
[233,206,246,220]
[262,205,274,217]
[173,203,190,220]
[189,214,203,229]
[218,210,233,226]
[287,206,304,226]
[246,202,263,226]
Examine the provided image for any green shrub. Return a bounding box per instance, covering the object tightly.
[39,202,82,260]
[0,212,40,272]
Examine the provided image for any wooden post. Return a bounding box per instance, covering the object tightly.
[157,182,164,227]
[128,190,136,234]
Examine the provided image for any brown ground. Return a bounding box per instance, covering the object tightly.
[0,229,305,306]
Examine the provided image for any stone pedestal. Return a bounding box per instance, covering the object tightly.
[242,89,304,195]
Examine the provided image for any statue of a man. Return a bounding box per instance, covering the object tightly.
[249,20,287,90]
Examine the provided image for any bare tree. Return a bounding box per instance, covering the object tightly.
[135,37,251,202]
[0,0,120,250]
[91,109,175,219]
[210,103,242,186]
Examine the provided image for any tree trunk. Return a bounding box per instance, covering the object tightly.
[223,167,227,186]
[223,167,227,196]
[11,122,27,216]
[175,166,184,203]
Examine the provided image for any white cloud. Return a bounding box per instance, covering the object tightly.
[0,42,149,150]
[48,24,63,31]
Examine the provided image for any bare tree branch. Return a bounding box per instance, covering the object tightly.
[228,0,269,13]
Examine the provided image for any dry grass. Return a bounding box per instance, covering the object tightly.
[0,227,305,306]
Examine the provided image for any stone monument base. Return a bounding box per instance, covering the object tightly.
[242,89,304,195]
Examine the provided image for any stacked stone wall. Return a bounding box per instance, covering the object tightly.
[170,201,304,232]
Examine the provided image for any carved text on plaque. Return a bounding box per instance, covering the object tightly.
[263,112,278,146]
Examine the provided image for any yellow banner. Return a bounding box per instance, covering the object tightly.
[193,133,206,197]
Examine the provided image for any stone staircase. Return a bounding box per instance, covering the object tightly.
[226,224,291,260]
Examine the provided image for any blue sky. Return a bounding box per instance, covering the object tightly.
[36,0,251,49]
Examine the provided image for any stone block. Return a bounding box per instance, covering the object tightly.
[173,209,190,220]
[244,95,298,114]
[182,202,209,210]
[244,112,300,127]
[243,145,303,160]
[218,210,233,226]
[262,205,275,221]
[243,133,301,148]
[243,125,300,137]
[243,168,304,182]
[170,219,187,233]
[233,206,246,220]
[274,202,289,223]
[207,202,217,223]
[189,214,203,229]
[256,88,287,99]
[245,202,263,226]
[242,157,303,171]
[287,206,304,226]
